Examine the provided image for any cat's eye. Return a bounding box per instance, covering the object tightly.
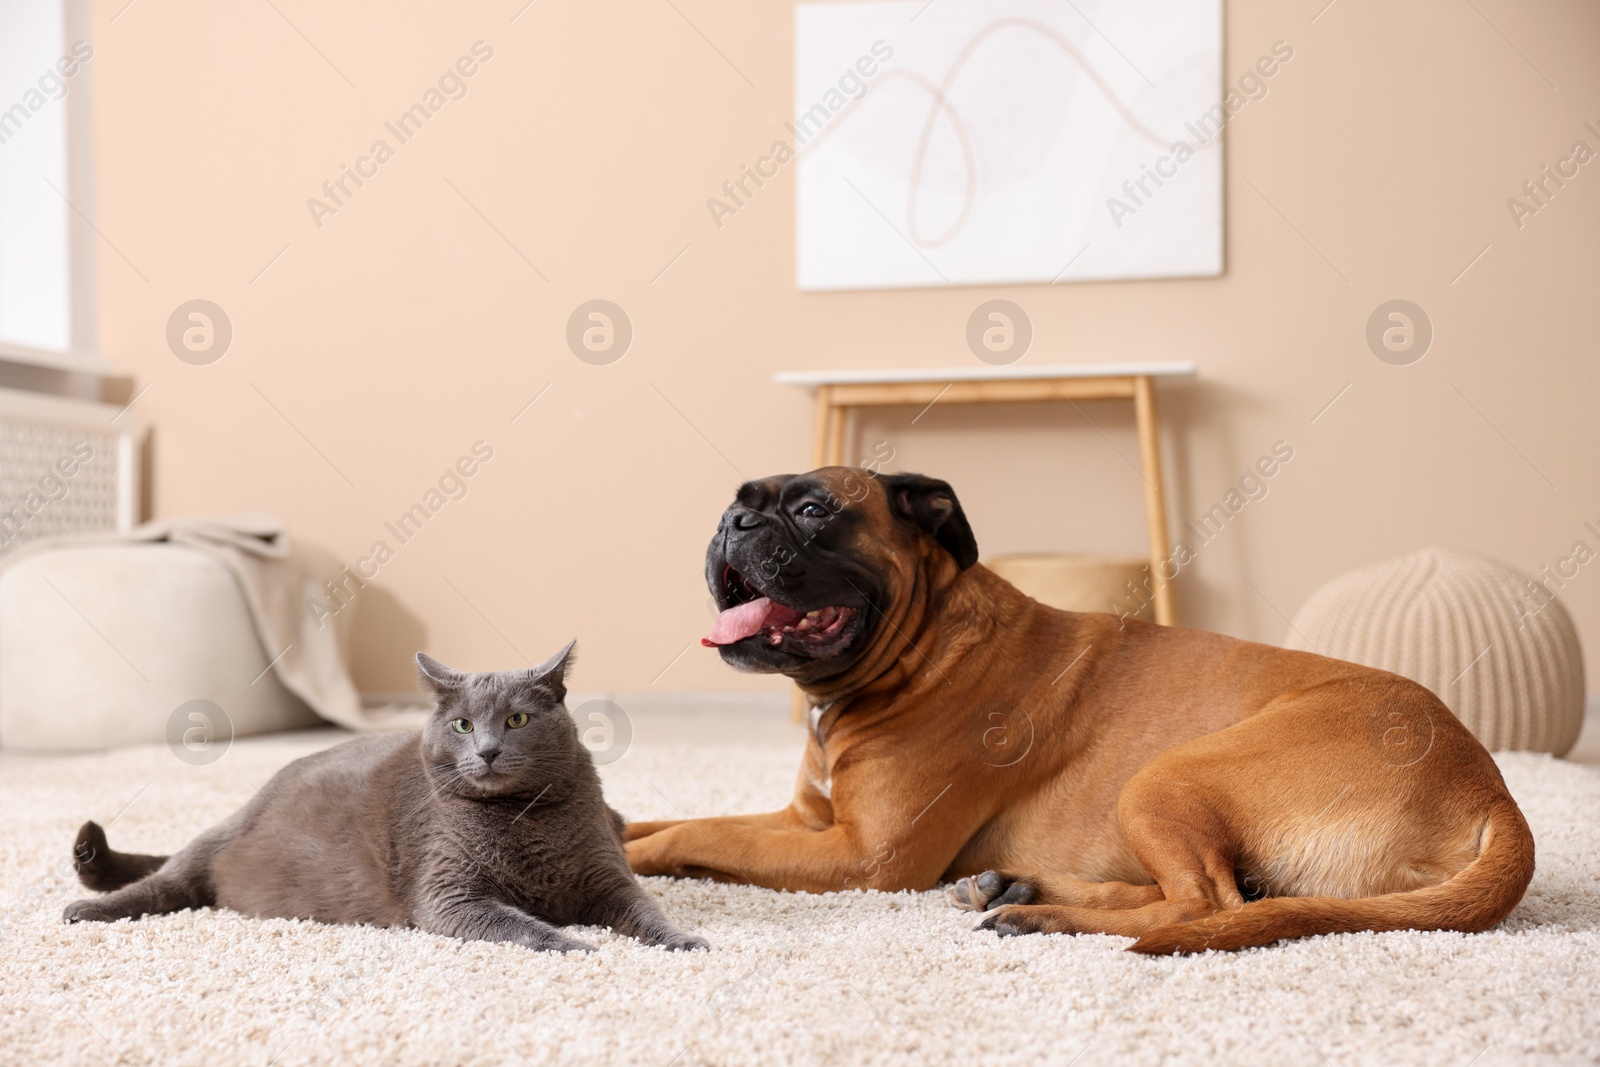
[506,711,530,729]
[798,502,828,519]
[450,719,473,734]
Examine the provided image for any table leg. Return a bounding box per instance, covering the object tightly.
[1133,376,1177,626]
[825,402,847,467]
[811,386,832,471]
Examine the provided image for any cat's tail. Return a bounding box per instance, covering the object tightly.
[72,820,168,891]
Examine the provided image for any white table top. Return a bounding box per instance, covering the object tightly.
[773,361,1197,387]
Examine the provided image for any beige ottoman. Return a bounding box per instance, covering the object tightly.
[0,543,319,751]
[1285,546,1585,755]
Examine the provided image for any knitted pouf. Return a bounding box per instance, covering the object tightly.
[1284,547,1585,755]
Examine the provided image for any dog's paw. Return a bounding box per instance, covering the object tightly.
[947,870,1038,912]
[974,904,1060,938]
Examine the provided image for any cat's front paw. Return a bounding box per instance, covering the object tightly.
[63,898,112,924]
[653,931,710,952]
[545,935,597,954]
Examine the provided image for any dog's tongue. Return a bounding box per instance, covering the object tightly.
[702,597,802,647]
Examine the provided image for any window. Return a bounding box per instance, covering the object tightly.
[0,0,95,357]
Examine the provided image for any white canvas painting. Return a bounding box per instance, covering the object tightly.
[794,0,1223,290]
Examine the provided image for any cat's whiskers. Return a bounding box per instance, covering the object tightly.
[501,756,575,772]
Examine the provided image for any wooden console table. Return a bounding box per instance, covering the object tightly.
[774,361,1196,626]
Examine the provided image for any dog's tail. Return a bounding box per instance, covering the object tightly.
[72,820,168,892]
[1130,801,1535,955]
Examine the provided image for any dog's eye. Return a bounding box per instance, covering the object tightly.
[450,719,473,734]
[506,711,529,729]
[797,503,829,519]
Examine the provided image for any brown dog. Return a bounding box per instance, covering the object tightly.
[625,467,1535,953]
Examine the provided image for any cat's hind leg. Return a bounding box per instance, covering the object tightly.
[63,824,224,923]
[417,896,596,954]
[63,854,213,923]
[71,821,168,892]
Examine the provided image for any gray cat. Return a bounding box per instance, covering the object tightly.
[63,641,707,954]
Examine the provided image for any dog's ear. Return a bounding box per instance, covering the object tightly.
[883,473,979,569]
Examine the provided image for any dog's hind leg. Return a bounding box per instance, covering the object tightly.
[949,870,1164,912]
[973,867,1237,940]
[974,769,1244,940]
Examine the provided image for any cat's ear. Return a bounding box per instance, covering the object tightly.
[519,639,576,701]
[415,652,465,696]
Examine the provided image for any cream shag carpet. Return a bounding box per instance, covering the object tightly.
[2,732,1597,1067]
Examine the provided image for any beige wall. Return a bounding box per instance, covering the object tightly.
[91,0,1599,696]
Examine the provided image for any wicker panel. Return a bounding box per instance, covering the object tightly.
[0,416,123,553]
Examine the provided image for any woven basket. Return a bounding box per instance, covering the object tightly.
[1285,547,1585,755]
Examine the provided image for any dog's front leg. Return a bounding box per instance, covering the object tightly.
[623,808,799,843]
[625,817,950,894]
[622,819,685,842]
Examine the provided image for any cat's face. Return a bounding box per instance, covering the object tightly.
[415,642,581,800]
